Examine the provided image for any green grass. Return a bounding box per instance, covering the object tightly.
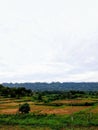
[0,125,98,130]
[0,112,98,129]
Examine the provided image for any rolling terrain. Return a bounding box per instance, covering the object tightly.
[2,82,98,91]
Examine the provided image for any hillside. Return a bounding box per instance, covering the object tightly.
[2,82,98,91]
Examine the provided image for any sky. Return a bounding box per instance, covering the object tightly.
[0,0,98,83]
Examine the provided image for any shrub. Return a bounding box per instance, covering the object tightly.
[19,103,30,114]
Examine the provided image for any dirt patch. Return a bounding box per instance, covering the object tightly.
[0,108,18,114]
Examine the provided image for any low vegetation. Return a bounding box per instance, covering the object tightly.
[0,112,98,129]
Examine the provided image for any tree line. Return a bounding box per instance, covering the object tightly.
[0,84,32,98]
[0,84,98,100]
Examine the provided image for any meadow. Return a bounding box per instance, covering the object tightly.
[0,95,98,130]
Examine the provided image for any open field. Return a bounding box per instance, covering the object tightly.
[0,96,98,129]
[0,97,97,115]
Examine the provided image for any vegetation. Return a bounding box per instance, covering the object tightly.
[3,82,98,91]
[31,91,98,103]
[19,103,30,113]
[0,84,98,129]
[0,84,98,101]
[0,84,32,98]
[0,112,98,129]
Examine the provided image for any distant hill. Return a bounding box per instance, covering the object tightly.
[2,82,98,91]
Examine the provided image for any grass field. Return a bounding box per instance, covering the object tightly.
[0,96,98,130]
[0,126,98,130]
[0,97,97,115]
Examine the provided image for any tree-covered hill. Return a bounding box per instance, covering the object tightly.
[2,82,98,91]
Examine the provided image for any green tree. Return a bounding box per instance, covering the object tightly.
[19,103,30,113]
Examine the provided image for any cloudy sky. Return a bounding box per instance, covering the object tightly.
[0,0,98,83]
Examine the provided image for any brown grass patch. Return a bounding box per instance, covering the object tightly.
[0,108,18,114]
[40,106,89,115]
[0,97,94,115]
[52,99,95,104]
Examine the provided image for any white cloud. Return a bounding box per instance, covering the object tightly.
[0,0,98,82]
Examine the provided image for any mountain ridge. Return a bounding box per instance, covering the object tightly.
[2,82,98,91]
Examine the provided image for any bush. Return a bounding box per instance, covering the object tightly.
[19,103,30,113]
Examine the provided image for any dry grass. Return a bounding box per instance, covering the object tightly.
[0,98,97,115]
[52,99,95,104]
[40,106,89,115]
[0,108,18,114]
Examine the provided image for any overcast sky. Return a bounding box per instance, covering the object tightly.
[0,0,98,83]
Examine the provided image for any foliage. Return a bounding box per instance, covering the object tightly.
[19,103,30,113]
[0,84,32,98]
[0,112,98,129]
[1,84,98,101]
[3,82,98,91]
[32,91,98,103]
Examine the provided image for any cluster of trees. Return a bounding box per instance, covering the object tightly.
[0,84,32,98]
[32,91,98,103]
[1,84,98,100]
